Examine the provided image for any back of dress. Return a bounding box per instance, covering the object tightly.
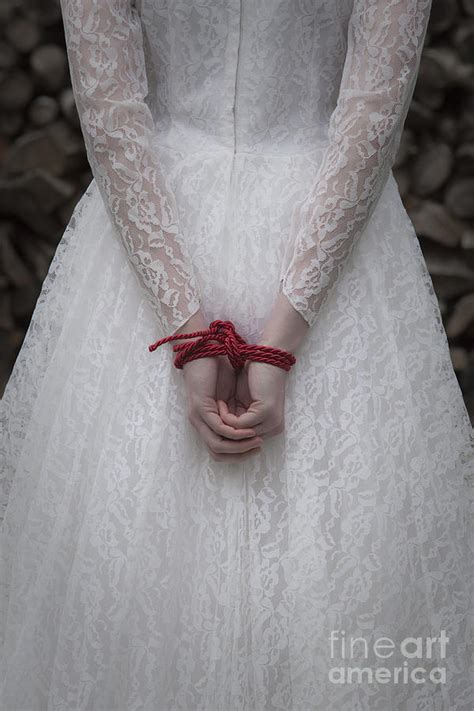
[2,1,473,710]
[59,0,433,336]
[137,0,353,154]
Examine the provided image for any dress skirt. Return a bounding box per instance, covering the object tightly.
[1,143,473,710]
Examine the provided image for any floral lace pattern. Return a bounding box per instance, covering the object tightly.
[60,0,201,336]
[1,1,473,709]
[280,0,432,326]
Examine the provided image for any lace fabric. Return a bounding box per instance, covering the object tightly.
[279,0,432,327]
[61,0,432,335]
[60,0,202,337]
[1,1,473,708]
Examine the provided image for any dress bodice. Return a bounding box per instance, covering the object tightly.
[137,0,354,155]
[60,0,432,336]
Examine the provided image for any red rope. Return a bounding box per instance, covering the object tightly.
[148,319,296,371]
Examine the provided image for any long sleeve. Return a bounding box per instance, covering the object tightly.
[279,0,432,328]
[59,0,201,336]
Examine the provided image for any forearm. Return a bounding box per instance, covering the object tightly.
[259,289,310,354]
[171,307,209,346]
[173,295,309,356]
[60,0,201,336]
[277,0,431,330]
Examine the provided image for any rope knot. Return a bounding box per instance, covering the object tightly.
[207,320,248,371]
[148,318,296,372]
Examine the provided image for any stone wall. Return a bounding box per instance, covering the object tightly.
[1,0,474,423]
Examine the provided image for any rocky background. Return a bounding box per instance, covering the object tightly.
[0,0,474,423]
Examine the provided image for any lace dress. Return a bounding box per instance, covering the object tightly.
[1,0,473,708]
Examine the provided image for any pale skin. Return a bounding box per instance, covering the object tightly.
[172,290,310,462]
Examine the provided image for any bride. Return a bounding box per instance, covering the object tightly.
[1,0,473,708]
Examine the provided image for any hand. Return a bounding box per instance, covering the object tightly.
[215,289,309,438]
[172,309,262,461]
[217,359,288,439]
[182,354,264,462]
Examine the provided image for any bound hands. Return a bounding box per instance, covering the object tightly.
[182,355,286,462]
[176,291,310,462]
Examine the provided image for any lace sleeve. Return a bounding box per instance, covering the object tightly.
[59,0,201,336]
[279,0,432,328]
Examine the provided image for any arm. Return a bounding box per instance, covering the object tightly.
[60,0,202,336]
[270,0,432,345]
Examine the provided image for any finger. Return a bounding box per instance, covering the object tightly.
[221,409,283,439]
[223,408,265,430]
[218,402,244,427]
[198,410,261,451]
[218,399,240,419]
[217,400,281,438]
[217,399,231,418]
[217,405,248,427]
[217,400,236,427]
[195,417,263,454]
[215,401,258,437]
[218,399,247,424]
[200,408,260,442]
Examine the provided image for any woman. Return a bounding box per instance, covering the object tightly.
[1,0,473,708]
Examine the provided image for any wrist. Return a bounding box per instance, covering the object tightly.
[172,308,207,337]
[260,291,309,353]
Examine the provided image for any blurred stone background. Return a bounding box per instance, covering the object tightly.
[0,0,474,423]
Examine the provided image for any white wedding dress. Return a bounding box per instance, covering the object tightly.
[1,0,473,708]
